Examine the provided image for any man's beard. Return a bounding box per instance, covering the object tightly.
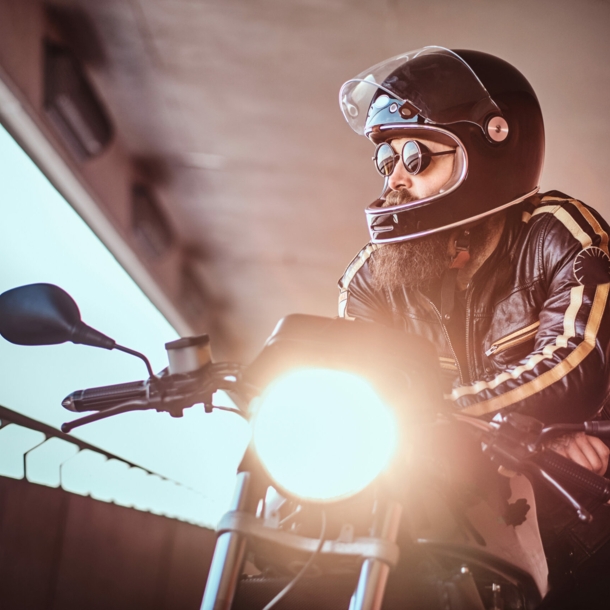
[370,230,451,292]
[369,189,497,292]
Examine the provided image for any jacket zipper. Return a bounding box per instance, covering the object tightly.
[464,284,474,385]
[426,298,466,385]
[485,323,540,357]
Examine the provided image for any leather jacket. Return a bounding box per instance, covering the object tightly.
[338,192,610,425]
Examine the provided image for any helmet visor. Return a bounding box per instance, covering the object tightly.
[339,46,501,136]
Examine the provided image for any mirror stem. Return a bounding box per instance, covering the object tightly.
[115,344,155,378]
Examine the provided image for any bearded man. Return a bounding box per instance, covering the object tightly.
[337,47,610,608]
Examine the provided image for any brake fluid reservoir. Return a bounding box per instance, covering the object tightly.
[165,334,212,374]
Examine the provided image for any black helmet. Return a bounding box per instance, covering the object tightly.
[339,47,544,243]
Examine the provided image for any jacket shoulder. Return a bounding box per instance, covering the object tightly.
[521,191,610,252]
[338,243,379,291]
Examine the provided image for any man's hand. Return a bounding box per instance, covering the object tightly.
[546,432,610,476]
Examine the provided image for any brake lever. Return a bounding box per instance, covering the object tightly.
[61,400,153,433]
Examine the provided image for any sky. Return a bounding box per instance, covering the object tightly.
[0,124,250,526]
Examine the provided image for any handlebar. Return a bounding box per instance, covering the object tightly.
[584,420,610,438]
[60,362,247,432]
[60,365,610,523]
[62,380,148,412]
[533,450,610,503]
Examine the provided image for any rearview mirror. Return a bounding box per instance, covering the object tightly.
[0,283,115,349]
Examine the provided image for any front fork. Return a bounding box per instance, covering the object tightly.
[350,502,403,610]
[200,472,402,610]
[200,472,250,610]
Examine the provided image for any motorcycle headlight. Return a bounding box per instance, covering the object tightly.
[251,368,398,503]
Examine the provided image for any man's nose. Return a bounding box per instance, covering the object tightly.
[387,162,414,191]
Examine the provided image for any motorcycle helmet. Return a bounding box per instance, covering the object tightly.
[339,46,545,243]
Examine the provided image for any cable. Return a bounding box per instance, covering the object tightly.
[261,510,327,610]
[451,412,494,432]
[212,405,249,420]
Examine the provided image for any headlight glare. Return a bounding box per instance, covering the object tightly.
[251,368,398,503]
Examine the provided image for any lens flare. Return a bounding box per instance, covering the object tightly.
[251,368,398,502]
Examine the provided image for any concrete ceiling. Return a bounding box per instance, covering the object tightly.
[21,0,610,360]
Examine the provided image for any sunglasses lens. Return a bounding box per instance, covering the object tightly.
[375,143,396,176]
[402,140,423,175]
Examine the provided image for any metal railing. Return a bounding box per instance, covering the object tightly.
[0,404,215,526]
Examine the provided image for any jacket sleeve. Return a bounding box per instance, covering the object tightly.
[452,198,610,424]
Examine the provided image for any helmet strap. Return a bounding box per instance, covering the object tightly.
[440,229,471,322]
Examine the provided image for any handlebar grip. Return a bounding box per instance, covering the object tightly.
[62,380,147,412]
[534,450,610,503]
[584,420,610,439]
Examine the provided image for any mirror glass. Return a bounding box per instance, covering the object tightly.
[0,283,81,346]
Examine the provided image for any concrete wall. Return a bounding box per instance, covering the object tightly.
[0,476,215,609]
[0,0,199,337]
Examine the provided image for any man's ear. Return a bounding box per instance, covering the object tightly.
[446,229,461,257]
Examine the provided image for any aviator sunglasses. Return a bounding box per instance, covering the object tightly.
[373,140,456,177]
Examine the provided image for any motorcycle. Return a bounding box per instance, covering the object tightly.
[2,282,610,610]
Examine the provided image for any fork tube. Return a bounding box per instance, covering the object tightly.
[200,472,250,610]
[349,502,402,610]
